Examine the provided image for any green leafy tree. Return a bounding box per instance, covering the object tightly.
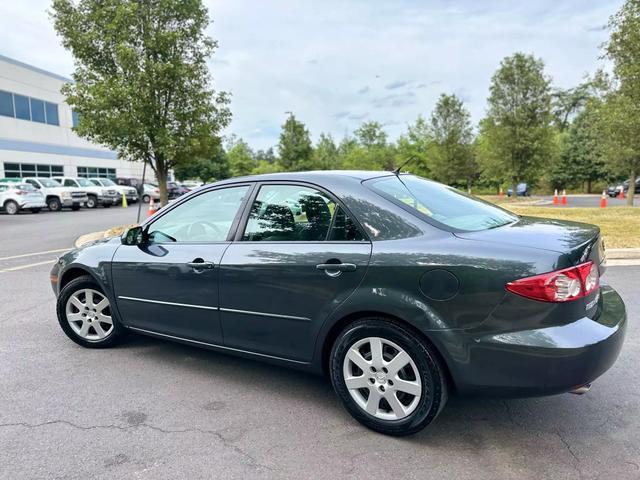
[395,116,431,176]
[600,0,640,205]
[51,0,231,205]
[173,144,229,183]
[478,53,553,194]
[354,121,387,149]
[227,139,256,177]
[342,121,393,170]
[312,133,339,170]
[278,114,312,171]
[428,94,478,188]
[551,83,594,131]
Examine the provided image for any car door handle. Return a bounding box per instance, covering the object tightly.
[187,259,215,270]
[316,263,357,272]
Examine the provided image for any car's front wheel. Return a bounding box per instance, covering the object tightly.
[4,200,19,215]
[86,195,97,208]
[56,275,123,348]
[330,318,448,436]
[47,197,61,212]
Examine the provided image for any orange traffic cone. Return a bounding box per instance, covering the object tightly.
[600,190,607,208]
[561,189,567,205]
[553,189,558,205]
[499,187,504,197]
[620,188,625,200]
[147,197,158,217]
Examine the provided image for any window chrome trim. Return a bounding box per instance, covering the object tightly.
[127,326,310,365]
[118,295,218,311]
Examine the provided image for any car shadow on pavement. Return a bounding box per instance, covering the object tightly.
[115,332,615,447]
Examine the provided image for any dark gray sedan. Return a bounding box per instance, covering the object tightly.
[51,171,626,436]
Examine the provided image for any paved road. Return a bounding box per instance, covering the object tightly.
[536,194,638,208]
[0,209,639,479]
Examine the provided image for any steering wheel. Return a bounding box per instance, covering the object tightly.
[186,221,225,240]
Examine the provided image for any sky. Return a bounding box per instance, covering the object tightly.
[0,0,624,150]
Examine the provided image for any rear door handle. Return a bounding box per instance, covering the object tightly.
[187,259,215,270]
[316,263,357,275]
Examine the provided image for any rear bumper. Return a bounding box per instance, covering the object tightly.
[441,285,626,397]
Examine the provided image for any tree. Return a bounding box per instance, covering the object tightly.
[227,139,256,177]
[312,133,339,170]
[551,83,594,131]
[51,0,231,206]
[549,103,604,192]
[173,144,229,183]
[428,94,477,188]
[354,121,387,149]
[478,53,553,194]
[394,116,431,176]
[278,114,312,171]
[342,121,393,170]
[601,0,640,205]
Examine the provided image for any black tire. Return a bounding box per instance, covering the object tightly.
[47,197,62,212]
[30,208,41,213]
[56,275,124,348]
[330,318,448,436]
[103,202,111,208]
[71,204,81,211]
[4,200,19,215]
[86,195,97,208]
[142,194,150,203]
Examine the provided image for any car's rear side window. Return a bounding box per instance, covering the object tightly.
[367,175,517,232]
[241,184,365,242]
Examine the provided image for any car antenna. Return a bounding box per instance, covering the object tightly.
[393,155,419,176]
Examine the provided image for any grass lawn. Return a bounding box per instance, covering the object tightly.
[502,206,640,248]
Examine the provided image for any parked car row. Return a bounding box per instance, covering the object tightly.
[1,176,201,214]
[607,177,640,197]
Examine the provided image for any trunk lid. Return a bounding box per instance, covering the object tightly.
[455,216,604,268]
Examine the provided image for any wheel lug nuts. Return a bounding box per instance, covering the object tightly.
[388,380,394,386]
[382,367,388,374]
[368,378,375,384]
[379,386,385,392]
[370,366,376,373]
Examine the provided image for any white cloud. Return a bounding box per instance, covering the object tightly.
[0,0,623,149]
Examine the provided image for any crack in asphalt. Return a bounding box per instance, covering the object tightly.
[0,420,274,472]
[554,428,582,479]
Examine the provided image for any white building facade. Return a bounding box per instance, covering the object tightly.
[0,54,144,181]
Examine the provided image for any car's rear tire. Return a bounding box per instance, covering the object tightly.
[47,197,61,212]
[56,275,124,348]
[71,204,81,211]
[4,200,19,215]
[142,194,150,203]
[30,208,41,213]
[103,202,111,208]
[86,195,97,208]
[330,318,448,436]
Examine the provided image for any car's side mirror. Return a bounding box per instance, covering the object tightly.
[121,226,145,246]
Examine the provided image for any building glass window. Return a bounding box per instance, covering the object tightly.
[77,166,116,179]
[45,102,59,126]
[14,94,31,120]
[2,162,63,178]
[30,98,46,123]
[72,111,80,128]
[0,90,14,117]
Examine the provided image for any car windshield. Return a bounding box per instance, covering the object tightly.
[77,178,94,187]
[99,178,116,186]
[367,175,518,232]
[39,178,61,188]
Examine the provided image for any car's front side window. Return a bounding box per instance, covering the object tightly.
[147,185,250,243]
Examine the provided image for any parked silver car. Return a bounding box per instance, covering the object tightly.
[0,181,46,214]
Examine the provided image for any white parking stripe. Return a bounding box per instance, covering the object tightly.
[0,248,69,261]
[0,260,55,273]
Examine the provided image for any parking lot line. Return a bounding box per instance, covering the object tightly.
[0,248,69,262]
[0,259,55,273]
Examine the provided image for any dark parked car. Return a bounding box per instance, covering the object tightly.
[507,182,529,197]
[607,177,640,197]
[51,171,626,436]
[167,181,190,198]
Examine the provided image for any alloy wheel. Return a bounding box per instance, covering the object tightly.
[65,289,114,341]
[342,337,422,421]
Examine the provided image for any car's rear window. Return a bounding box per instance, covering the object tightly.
[366,175,517,232]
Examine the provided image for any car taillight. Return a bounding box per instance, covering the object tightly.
[15,190,26,195]
[506,261,599,302]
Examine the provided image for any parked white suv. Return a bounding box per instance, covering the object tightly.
[22,177,88,212]
[0,181,46,214]
[53,176,118,208]
[89,178,138,204]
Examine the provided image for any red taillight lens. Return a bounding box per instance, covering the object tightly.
[15,190,25,195]
[506,261,599,302]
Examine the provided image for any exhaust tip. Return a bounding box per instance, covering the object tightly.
[569,383,592,395]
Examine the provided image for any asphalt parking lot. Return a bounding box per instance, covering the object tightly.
[1,208,639,479]
[536,194,638,208]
